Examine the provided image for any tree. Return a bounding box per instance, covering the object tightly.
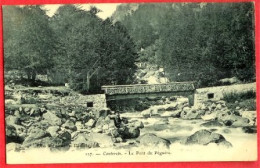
[113,3,255,87]
[3,6,55,83]
[51,5,137,93]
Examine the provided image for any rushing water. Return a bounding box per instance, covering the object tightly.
[7,109,257,164]
[120,111,257,161]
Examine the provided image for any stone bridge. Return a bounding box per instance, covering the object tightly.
[101,82,196,105]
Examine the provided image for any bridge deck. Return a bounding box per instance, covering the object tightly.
[102,82,195,95]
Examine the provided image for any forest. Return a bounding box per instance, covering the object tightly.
[3,3,255,93]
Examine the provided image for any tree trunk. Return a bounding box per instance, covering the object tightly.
[31,71,36,82]
[86,72,90,93]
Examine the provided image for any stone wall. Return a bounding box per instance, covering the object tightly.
[61,94,107,111]
[194,82,256,106]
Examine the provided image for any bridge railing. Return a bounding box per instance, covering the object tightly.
[101,82,195,95]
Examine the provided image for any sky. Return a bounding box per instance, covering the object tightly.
[42,3,120,20]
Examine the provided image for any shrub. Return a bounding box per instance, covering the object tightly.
[223,90,256,111]
[223,90,256,103]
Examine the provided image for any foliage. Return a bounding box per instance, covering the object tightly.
[3,6,56,83]
[222,90,256,103]
[4,5,137,93]
[113,3,255,87]
[50,5,137,93]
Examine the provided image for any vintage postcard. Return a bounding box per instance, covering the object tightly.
[3,2,257,164]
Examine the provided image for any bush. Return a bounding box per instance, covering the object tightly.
[223,90,256,103]
[223,90,256,111]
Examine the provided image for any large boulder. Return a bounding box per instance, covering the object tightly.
[5,115,20,125]
[241,126,257,134]
[13,124,26,139]
[128,121,144,129]
[87,132,114,147]
[120,127,140,139]
[185,129,232,147]
[43,111,62,126]
[29,120,50,131]
[95,116,106,128]
[200,121,223,127]
[71,133,99,149]
[49,131,71,151]
[23,131,71,150]
[47,126,60,137]
[137,133,171,148]
[201,111,218,121]
[62,120,77,131]
[6,143,23,152]
[24,127,51,144]
[217,112,250,127]
[231,117,250,127]
[85,119,96,128]
[6,125,24,143]
[133,121,144,129]
[141,107,159,117]
[239,111,256,126]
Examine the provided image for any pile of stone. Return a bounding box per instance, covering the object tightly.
[5,104,145,152]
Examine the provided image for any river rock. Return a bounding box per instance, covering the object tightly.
[134,121,144,129]
[62,120,77,131]
[121,127,140,139]
[29,107,40,117]
[217,112,249,127]
[231,117,250,127]
[6,143,23,152]
[137,133,171,148]
[239,111,256,126]
[24,127,51,144]
[241,126,257,134]
[49,131,72,151]
[6,125,23,143]
[161,110,181,118]
[181,108,205,120]
[43,111,62,126]
[185,129,232,147]
[217,140,233,148]
[85,119,96,128]
[87,132,114,147]
[215,103,222,110]
[29,120,50,131]
[141,107,159,117]
[222,129,232,134]
[22,136,51,148]
[201,111,218,121]
[47,126,60,137]
[141,109,151,117]
[75,121,83,130]
[128,121,144,129]
[6,115,20,125]
[200,121,223,127]
[72,133,99,148]
[95,116,106,128]
[13,124,26,139]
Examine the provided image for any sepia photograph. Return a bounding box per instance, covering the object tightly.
[2,2,257,164]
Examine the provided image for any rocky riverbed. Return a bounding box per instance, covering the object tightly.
[5,85,257,163]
